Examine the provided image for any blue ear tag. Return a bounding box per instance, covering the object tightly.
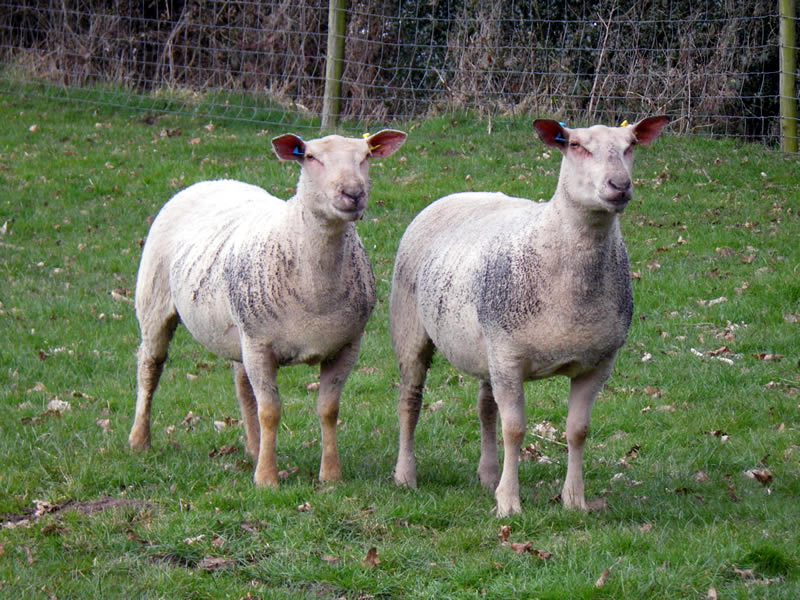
[292,146,304,157]
[555,121,567,142]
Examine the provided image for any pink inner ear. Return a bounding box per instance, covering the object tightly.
[367,130,407,158]
[272,134,305,161]
[633,116,669,145]
[533,120,567,148]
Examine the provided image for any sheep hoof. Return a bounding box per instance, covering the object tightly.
[394,472,417,489]
[477,470,500,491]
[128,433,151,451]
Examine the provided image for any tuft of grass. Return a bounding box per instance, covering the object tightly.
[1,91,799,599]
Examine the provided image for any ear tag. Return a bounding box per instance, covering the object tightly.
[620,120,629,127]
[554,121,567,143]
[362,132,371,139]
[292,146,305,157]
[369,144,381,152]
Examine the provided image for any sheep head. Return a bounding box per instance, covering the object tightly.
[272,130,407,223]
[533,116,669,215]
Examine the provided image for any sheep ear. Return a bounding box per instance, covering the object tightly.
[632,116,669,145]
[272,133,306,161]
[533,119,568,150]
[366,129,407,158]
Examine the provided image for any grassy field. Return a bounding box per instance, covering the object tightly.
[1,92,798,599]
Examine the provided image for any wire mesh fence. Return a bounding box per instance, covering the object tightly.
[0,0,797,146]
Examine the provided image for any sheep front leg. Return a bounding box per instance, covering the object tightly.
[241,341,282,487]
[491,376,526,517]
[476,380,500,490]
[232,361,260,460]
[317,341,361,482]
[562,361,613,510]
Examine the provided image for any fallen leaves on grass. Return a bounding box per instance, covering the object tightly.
[95,418,112,433]
[732,566,783,585]
[497,525,553,559]
[208,445,238,458]
[743,468,772,486]
[361,547,381,568]
[594,559,622,588]
[697,296,727,307]
[498,525,511,543]
[752,353,784,362]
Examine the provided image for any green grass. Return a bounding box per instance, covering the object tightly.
[1,91,799,599]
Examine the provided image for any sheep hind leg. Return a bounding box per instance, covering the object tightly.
[233,361,260,460]
[562,360,612,510]
[476,380,500,490]
[316,341,362,483]
[129,312,179,450]
[393,337,435,490]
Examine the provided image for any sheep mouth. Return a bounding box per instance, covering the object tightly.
[333,192,367,220]
[602,192,631,211]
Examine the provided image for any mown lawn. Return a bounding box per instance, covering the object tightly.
[1,91,798,599]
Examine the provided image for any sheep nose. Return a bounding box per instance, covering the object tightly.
[342,187,366,208]
[608,176,631,193]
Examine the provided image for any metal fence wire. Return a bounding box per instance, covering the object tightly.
[0,0,798,145]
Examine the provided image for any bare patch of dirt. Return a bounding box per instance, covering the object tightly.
[1,496,150,529]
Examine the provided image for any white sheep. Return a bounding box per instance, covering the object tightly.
[390,117,668,516]
[128,129,407,487]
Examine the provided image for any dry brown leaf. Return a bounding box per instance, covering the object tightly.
[733,566,757,580]
[694,470,709,483]
[183,535,205,545]
[361,547,381,568]
[95,418,112,433]
[752,353,784,362]
[24,545,34,564]
[708,346,731,356]
[638,522,653,533]
[498,525,511,543]
[744,468,772,486]
[594,567,612,588]
[296,502,311,512]
[510,541,532,555]
[643,386,662,397]
[321,554,340,564]
[706,585,718,600]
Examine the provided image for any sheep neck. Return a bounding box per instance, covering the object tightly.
[546,183,621,244]
[287,198,353,289]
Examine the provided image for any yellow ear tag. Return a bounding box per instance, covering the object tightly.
[362,132,371,139]
[619,120,629,127]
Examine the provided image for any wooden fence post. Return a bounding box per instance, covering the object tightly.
[780,0,797,152]
[321,0,347,131]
